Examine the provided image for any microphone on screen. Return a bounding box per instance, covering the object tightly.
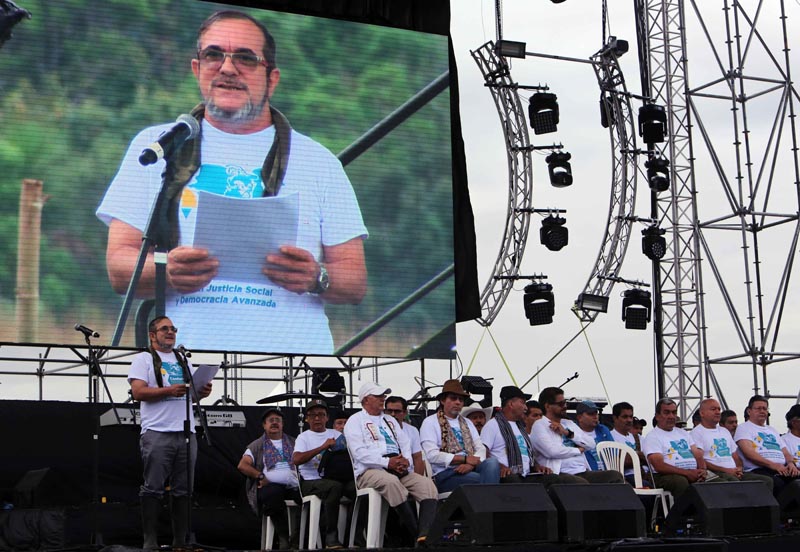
[138,114,200,166]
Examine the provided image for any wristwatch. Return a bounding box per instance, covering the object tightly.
[257,473,265,481]
[310,263,330,295]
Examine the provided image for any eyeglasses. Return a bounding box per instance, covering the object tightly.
[307,412,328,419]
[554,400,567,407]
[197,47,267,71]
[384,409,404,415]
[156,325,178,333]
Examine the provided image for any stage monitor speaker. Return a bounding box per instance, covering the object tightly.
[548,483,646,542]
[426,483,558,544]
[13,468,75,509]
[665,481,778,537]
[778,480,800,521]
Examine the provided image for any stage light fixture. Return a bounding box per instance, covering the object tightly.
[524,282,555,326]
[622,288,652,330]
[529,92,559,135]
[546,151,573,187]
[603,36,629,58]
[646,156,671,192]
[642,225,667,261]
[600,96,616,129]
[461,375,493,408]
[576,293,609,313]
[638,103,667,144]
[540,215,568,251]
[496,39,527,59]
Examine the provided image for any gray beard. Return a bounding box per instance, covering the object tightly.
[206,93,268,123]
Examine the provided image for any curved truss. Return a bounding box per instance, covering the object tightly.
[471,42,535,326]
[574,49,639,322]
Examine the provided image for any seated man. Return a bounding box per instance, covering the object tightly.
[642,398,707,498]
[690,398,773,491]
[735,395,800,495]
[610,401,650,486]
[572,400,624,483]
[720,409,738,439]
[460,405,493,434]
[481,386,578,487]
[530,387,615,484]
[292,399,354,549]
[524,400,544,437]
[420,380,500,492]
[344,382,438,546]
[384,396,425,475]
[783,404,800,469]
[238,407,300,549]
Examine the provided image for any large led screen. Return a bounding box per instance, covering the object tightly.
[0,0,455,357]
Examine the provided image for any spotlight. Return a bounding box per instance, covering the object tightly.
[496,39,526,59]
[540,215,568,251]
[576,293,609,313]
[646,156,671,192]
[461,375,493,408]
[546,151,573,187]
[529,92,559,135]
[622,288,651,330]
[642,225,667,261]
[638,104,667,144]
[603,36,629,58]
[524,282,555,326]
[600,96,616,128]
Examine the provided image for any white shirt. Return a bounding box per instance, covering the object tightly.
[128,350,195,434]
[529,417,587,474]
[690,424,738,470]
[344,410,411,477]
[782,432,800,468]
[480,417,532,476]
[244,440,298,487]
[400,422,423,474]
[294,428,342,481]
[734,420,788,471]
[642,426,697,472]
[419,413,486,477]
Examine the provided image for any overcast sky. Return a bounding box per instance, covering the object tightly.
[3,0,800,426]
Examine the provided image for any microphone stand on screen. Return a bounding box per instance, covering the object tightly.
[110,114,198,347]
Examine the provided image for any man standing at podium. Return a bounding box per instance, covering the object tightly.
[129,316,212,550]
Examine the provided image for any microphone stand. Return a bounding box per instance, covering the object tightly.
[73,331,120,547]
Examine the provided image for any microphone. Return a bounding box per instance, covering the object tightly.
[138,114,200,166]
[176,344,192,358]
[74,324,100,338]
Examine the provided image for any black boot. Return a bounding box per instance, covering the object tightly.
[140,496,161,551]
[392,500,419,542]
[170,495,190,549]
[416,499,438,547]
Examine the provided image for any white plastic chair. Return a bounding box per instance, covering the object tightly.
[260,498,299,550]
[346,449,389,548]
[296,467,352,549]
[596,441,674,528]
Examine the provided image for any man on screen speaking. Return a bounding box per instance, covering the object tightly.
[97,10,368,353]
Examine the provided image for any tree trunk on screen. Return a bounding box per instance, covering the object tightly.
[16,179,43,342]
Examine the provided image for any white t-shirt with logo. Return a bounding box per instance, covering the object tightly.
[690,424,738,470]
[294,428,342,481]
[781,432,800,468]
[128,350,194,434]
[642,426,698,471]
[734,420,787,471]
[480,417,532,476]
[98,121,367,353]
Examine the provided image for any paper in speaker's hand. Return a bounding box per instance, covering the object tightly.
[192,190,299,283]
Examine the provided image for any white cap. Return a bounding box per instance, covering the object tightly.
[358,382,392,403]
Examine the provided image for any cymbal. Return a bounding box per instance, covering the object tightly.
[256,392,325,404]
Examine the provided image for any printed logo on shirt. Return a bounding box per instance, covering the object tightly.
[162,360,185,386]
[379,426,400,456]
[516,434,530,457]
[452,427,466,450]
[712,438,732,458]
[758,432,783,451]
[668,439,694,459]
[180,164,264,217]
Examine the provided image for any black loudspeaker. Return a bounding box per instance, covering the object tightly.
[13,468,74,508]
[665,481,779,537]
[426,483,558,544]
[777,480,800,521]
[548,483,646,542]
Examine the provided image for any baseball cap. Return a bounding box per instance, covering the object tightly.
[358,382,392,402]
[499,385,532,403]
[305,399,329,412]
[260,406,283,422]
[576,400,600,415]
[785,404,800,422]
